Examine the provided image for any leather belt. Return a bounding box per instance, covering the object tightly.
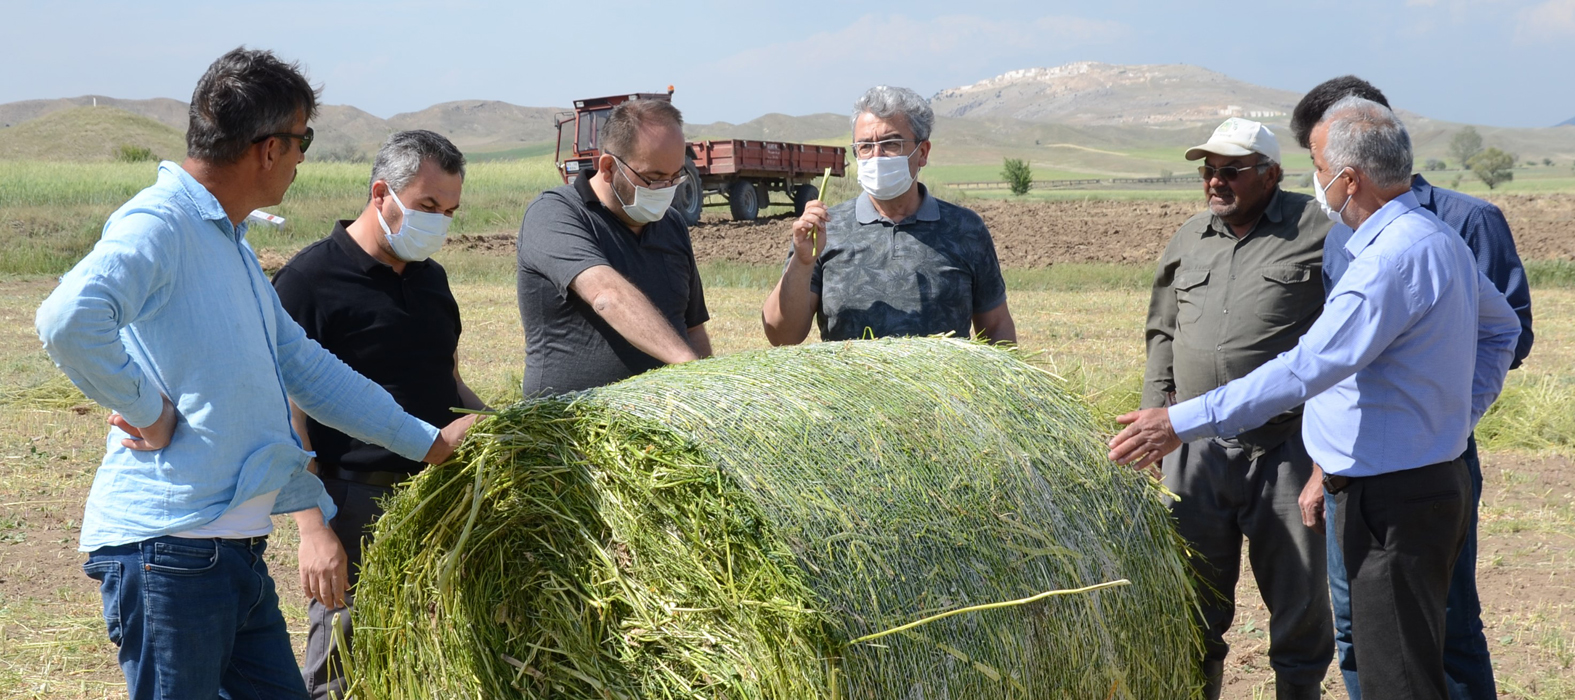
[1322,473,1353,494]
[316,462,412,489]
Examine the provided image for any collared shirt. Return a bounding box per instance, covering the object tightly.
[516,170,709,396]
[35,162,440,551]
[273,222,464,475]
[1142,189,1332,453]
[1169,191,1520,477]
[810,184,1007,341]
[1324,174,1533,367]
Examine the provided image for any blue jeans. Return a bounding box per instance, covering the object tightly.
[82,536,309,700]
[1326,436,1495,700]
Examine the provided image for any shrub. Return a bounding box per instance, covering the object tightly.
[1468,148,1516,190]
[1002,158,1032,196]
[113,144,155,162]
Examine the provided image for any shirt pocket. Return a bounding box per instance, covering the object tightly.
[1174,269,1210,326]
[1254,264,1321,326]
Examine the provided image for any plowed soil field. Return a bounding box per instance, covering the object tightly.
[458,192,1575,267]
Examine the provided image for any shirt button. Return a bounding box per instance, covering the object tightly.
[1216,345,1223,350]
[1222,309,1229,314]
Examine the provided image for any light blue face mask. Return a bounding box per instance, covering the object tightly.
[377,186,452,262]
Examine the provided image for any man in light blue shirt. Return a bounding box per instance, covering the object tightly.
[1290,76,1533,700]
[1109,97,1518,700]
[34,48,475,700]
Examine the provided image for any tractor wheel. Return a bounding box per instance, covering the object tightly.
[674,161,703,226]
[728,180,759,221]
[792,184,819,215]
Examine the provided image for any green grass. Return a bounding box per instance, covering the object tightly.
[465,141,558,161]
[0,158,564,276]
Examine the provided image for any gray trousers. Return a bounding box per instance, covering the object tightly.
[1163,435,1334,699]
[302,478,393,700]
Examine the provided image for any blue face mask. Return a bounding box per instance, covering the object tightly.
[377,187,452,262]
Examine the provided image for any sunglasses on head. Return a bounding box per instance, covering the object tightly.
[252,126,314,154]
[1198,161,1269,180]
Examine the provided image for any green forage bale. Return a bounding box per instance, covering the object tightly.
[354,338,1202,699]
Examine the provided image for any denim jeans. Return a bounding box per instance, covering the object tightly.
[1326,436,1496,700]
[82,535,309,700]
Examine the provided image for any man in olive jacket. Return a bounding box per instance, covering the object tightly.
[1143,118,1335,700]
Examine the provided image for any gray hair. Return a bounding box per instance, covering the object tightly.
[368,130,466,197]
[852,86,934,142]
[1319,96,1412,190]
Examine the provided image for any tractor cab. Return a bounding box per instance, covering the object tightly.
[553,88,674,183]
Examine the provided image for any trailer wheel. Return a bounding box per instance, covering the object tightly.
[727,180,758,221]
[674,161,703,226]
[792,184,819,215]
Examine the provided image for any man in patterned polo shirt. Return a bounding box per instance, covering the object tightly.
[761,85,1015,345]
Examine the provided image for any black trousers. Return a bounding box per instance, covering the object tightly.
[1335,458,1471,700]
[302,477,395,700]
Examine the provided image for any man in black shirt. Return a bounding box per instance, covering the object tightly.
[272,130,485,699]
[517,99,711,395]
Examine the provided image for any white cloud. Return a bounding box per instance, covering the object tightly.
[1515,0,1575,40]
[683,13,1129,121]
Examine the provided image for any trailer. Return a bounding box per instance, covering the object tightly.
[554,88,847,224]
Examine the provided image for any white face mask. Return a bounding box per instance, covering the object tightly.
[377,187,452,262]
[611,158,679,224]
[1313,167,1352,225]
[857,150,917,201]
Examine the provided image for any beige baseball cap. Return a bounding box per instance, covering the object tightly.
[1185,118,1280,163]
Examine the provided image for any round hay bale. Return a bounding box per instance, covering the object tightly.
[353,338,1202,699]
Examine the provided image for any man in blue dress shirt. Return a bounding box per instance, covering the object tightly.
[1109,97,1519,700]
[34,49,476,699]
[1289,76,1534,700]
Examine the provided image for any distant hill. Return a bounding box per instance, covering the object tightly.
[1560,116,1575,127]
[4,66,1573,170]
[387,101,565,149]
[0,95,188,131]
[931,62,1302,125]
[687,113,849,143]
[0,106,186,161]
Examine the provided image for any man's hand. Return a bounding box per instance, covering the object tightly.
[1299,464,1326,529]
[295,513,348,608]
[789,201,829,266]
[1107,407,1182,471]
[109,395,176,451]
[423,413,480,465]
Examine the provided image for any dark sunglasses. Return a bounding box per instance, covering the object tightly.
[1198,162,1269,180]
[252,126,314,154]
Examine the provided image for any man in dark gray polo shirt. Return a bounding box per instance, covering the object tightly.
[762,85,1014,344]
[517,99,710,395]
[1143,119,1333,700]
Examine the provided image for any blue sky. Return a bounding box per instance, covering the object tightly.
[2,0,1572,128]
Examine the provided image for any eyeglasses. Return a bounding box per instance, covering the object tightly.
[252,126,314,154]
[1198,162,1270,181]
[608,154,687,189]
[852,139,918,159]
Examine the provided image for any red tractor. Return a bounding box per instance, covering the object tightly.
[554,88,847,225]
